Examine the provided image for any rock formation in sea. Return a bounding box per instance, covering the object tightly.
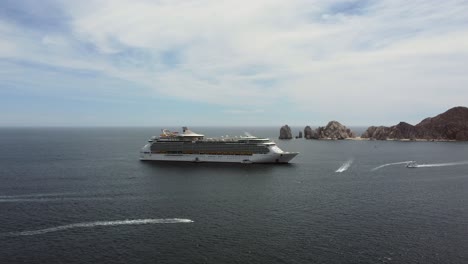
[362,122,416,140]
[361,106,468,141]
[304,126,319,139]
[304,121,355,140]
[279,125,293,139]
[296,131,303,139]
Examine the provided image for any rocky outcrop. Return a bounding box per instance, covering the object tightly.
[416,107,468,140]
[390,122,418,139]
[304,121,355,140]
[296,131,303,139]
[362,106,468,141]
[361,126,390,140]
[279,125,293,139]
[318,121,356,139]
[362,122,416,140]
[304,126,318,139]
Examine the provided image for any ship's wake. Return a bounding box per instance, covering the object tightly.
[371,161,413,171]
[0,192,142,203]
[414,161,468,168]
[336,159,353,173]
[3,218,193,237]
[372,160,468,171]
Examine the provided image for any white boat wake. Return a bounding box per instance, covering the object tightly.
[414,161,468,168]
[3,218,193,237]
[0,192,78,199]
[371,161,413,171]
[0,197,120,203]
[372,160,468,171]
[0,192,141,203]
[336,159,353,173]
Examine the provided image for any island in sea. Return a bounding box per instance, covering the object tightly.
[280,121,355,140]
[279,106,468,141]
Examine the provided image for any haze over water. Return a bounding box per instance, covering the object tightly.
[0,127,467,263]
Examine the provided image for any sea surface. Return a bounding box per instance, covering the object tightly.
[0,127,467,263]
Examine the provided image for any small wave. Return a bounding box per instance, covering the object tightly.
[0,192,141,203]
[0,193,83,203]
[371,161,413,171]
[336,159,353,173]
[0,197,122,203]
[415,161,468,168]
[3,218,193,237]
[0,192,80,199]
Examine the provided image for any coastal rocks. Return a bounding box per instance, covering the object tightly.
[318,121,356,140]
[361,126,390,140]
[279,125,293,139]
[304,126,318,139]
[362,122,416,140]
[455,131,468,141]
[415,106,468,140]
[390,122,418,139]
[362,106,468,141]
[279,106,468,141]
[304,121,355,140]
[296,131,303,139]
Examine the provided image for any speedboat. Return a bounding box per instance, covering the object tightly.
[406,161,418,168]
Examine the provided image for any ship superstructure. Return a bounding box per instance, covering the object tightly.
[140,127,298,163]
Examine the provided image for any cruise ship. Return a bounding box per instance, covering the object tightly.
[140,127,298,163]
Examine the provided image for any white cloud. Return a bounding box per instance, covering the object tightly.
[2,0,468,124]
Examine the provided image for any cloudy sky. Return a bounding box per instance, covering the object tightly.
[1,0,467,126]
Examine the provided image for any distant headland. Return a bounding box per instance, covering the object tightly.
[279,106,468,141]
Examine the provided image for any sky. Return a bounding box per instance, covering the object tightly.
[1,0,467,127]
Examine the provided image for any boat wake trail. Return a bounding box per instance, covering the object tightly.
[0,192,142,203]
[371,161,413,171]
[415,161,468,168]
[0,193,83,203]
[336,159,353,173]
[3,219,193,237]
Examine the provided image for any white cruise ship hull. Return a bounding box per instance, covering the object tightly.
[139,152,298,164]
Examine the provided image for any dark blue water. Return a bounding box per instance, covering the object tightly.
[0,127,467,263]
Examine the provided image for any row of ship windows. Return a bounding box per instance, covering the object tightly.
[151,145,269,150]
[152,151,258,155]
[151,149,269,154]
[154,142,268,146]
[155,141,254,144]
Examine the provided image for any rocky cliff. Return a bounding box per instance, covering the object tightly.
[362,122,416,140]
[304,126,318,139]
[296,131,303,139]
[279,125,293,139]
[304,121,355,140]
[362,106,468,141]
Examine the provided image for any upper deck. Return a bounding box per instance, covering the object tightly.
[153,128,274,145]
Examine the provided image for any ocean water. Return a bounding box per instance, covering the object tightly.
[0,127,467,263]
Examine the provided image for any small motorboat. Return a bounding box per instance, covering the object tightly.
[406,161,418,168]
